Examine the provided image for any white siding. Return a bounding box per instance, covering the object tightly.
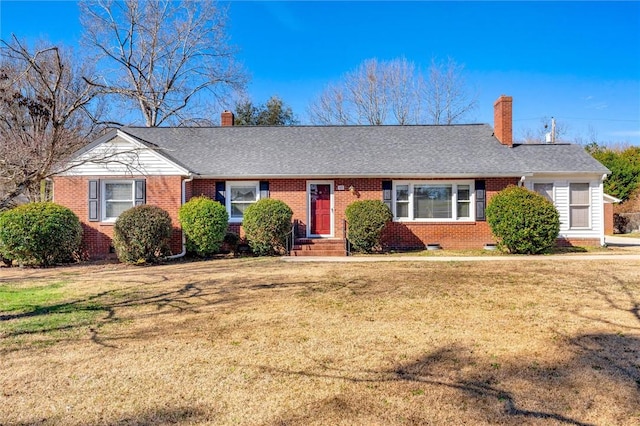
[554,181,570,231]
[526,174,605,242]
[61,135,188,176]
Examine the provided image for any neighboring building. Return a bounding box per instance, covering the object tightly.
[53,96,610,258]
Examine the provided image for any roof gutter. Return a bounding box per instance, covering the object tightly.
[192,172,535,180]
[166,174,194,260]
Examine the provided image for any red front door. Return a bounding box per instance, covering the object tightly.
[310,184,331,235]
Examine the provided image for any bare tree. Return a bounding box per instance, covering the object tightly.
[80,0,246,127]
[309,57,476,126]
[0,36,99,209]
[422,58,477,125]
[348,59,389,125]
[308,83,352,125]
[387,58,420,125]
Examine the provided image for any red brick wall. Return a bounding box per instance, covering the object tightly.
[56,175,601,257]
[494,95,513,146]
[189,177,520,250]
[53,175,184,259]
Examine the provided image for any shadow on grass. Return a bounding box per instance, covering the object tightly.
[4,405,208,426]
[258,275,640,425]
[258,332,640,425]
[1,266,321,351]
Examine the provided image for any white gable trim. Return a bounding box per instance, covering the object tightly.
[59,129,190,177]
[604,193,622,204]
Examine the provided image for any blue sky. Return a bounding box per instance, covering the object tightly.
[1,1,639,144]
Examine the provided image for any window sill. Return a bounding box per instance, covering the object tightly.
[393,218,476,224]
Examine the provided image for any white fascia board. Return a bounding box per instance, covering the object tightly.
[114,130,191,175]
[60,129,191,176]
[603,193,622,204]
[193,172,532,180]
[527,172,605,180]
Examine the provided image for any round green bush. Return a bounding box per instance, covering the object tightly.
[178,196,229,257]
[0,202,82,266]
[243,199,293,256]
[113,205,173,264]
[486,185,560,254]
[345,200,393,253]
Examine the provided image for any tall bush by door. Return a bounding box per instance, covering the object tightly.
[486,185,560,254]
[0,202,82,266]
[242,199,293,256]
[112,205,173,264]
[345,200,393,253]
[178,196,229,257]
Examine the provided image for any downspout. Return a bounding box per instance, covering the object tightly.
[518,176,526,187]
[167,175,194,260]
[599,174,607,246]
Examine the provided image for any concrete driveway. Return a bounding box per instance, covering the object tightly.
[605,235,640,247]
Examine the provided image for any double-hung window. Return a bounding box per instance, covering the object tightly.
[102,181,135,222]
[569,183,590,228]
[88,179,144,223]
[393,181,474,221]
[227,181,260,222]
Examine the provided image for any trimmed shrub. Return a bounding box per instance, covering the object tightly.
[113,205,173,264]
[178,196,229,257]
[243,199,293,256]
[486,185,560,254]
[345,200,393,253]
[0,202,82,266]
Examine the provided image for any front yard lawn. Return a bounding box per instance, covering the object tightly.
[1,258,639,425]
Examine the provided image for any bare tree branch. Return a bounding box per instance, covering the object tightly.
[423,57,477,125]
[0,36,101,209]
[79,0,246,127]
[309,57,476,126]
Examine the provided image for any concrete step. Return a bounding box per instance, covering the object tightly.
[291,249,346,257]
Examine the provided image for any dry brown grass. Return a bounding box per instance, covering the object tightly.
[1,258,639,425]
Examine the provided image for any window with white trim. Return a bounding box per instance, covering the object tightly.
[226,181,259,222]
[569,183,590,228]
[393,181,474,221]
[102,181,135,221]
[533,183,554,203]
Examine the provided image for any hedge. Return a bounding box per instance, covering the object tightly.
[0,202,82,266]
[486,185,560,254]
[345,200,393,253]
[112,205,173,264]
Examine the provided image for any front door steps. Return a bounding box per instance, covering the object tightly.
[290,238,346,257]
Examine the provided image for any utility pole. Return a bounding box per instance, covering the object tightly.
[551,117,556,144]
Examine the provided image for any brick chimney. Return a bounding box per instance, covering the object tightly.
[221,110,234,127]
[493,95,513,147]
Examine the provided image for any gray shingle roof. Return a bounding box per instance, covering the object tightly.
[120,124,609,178]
